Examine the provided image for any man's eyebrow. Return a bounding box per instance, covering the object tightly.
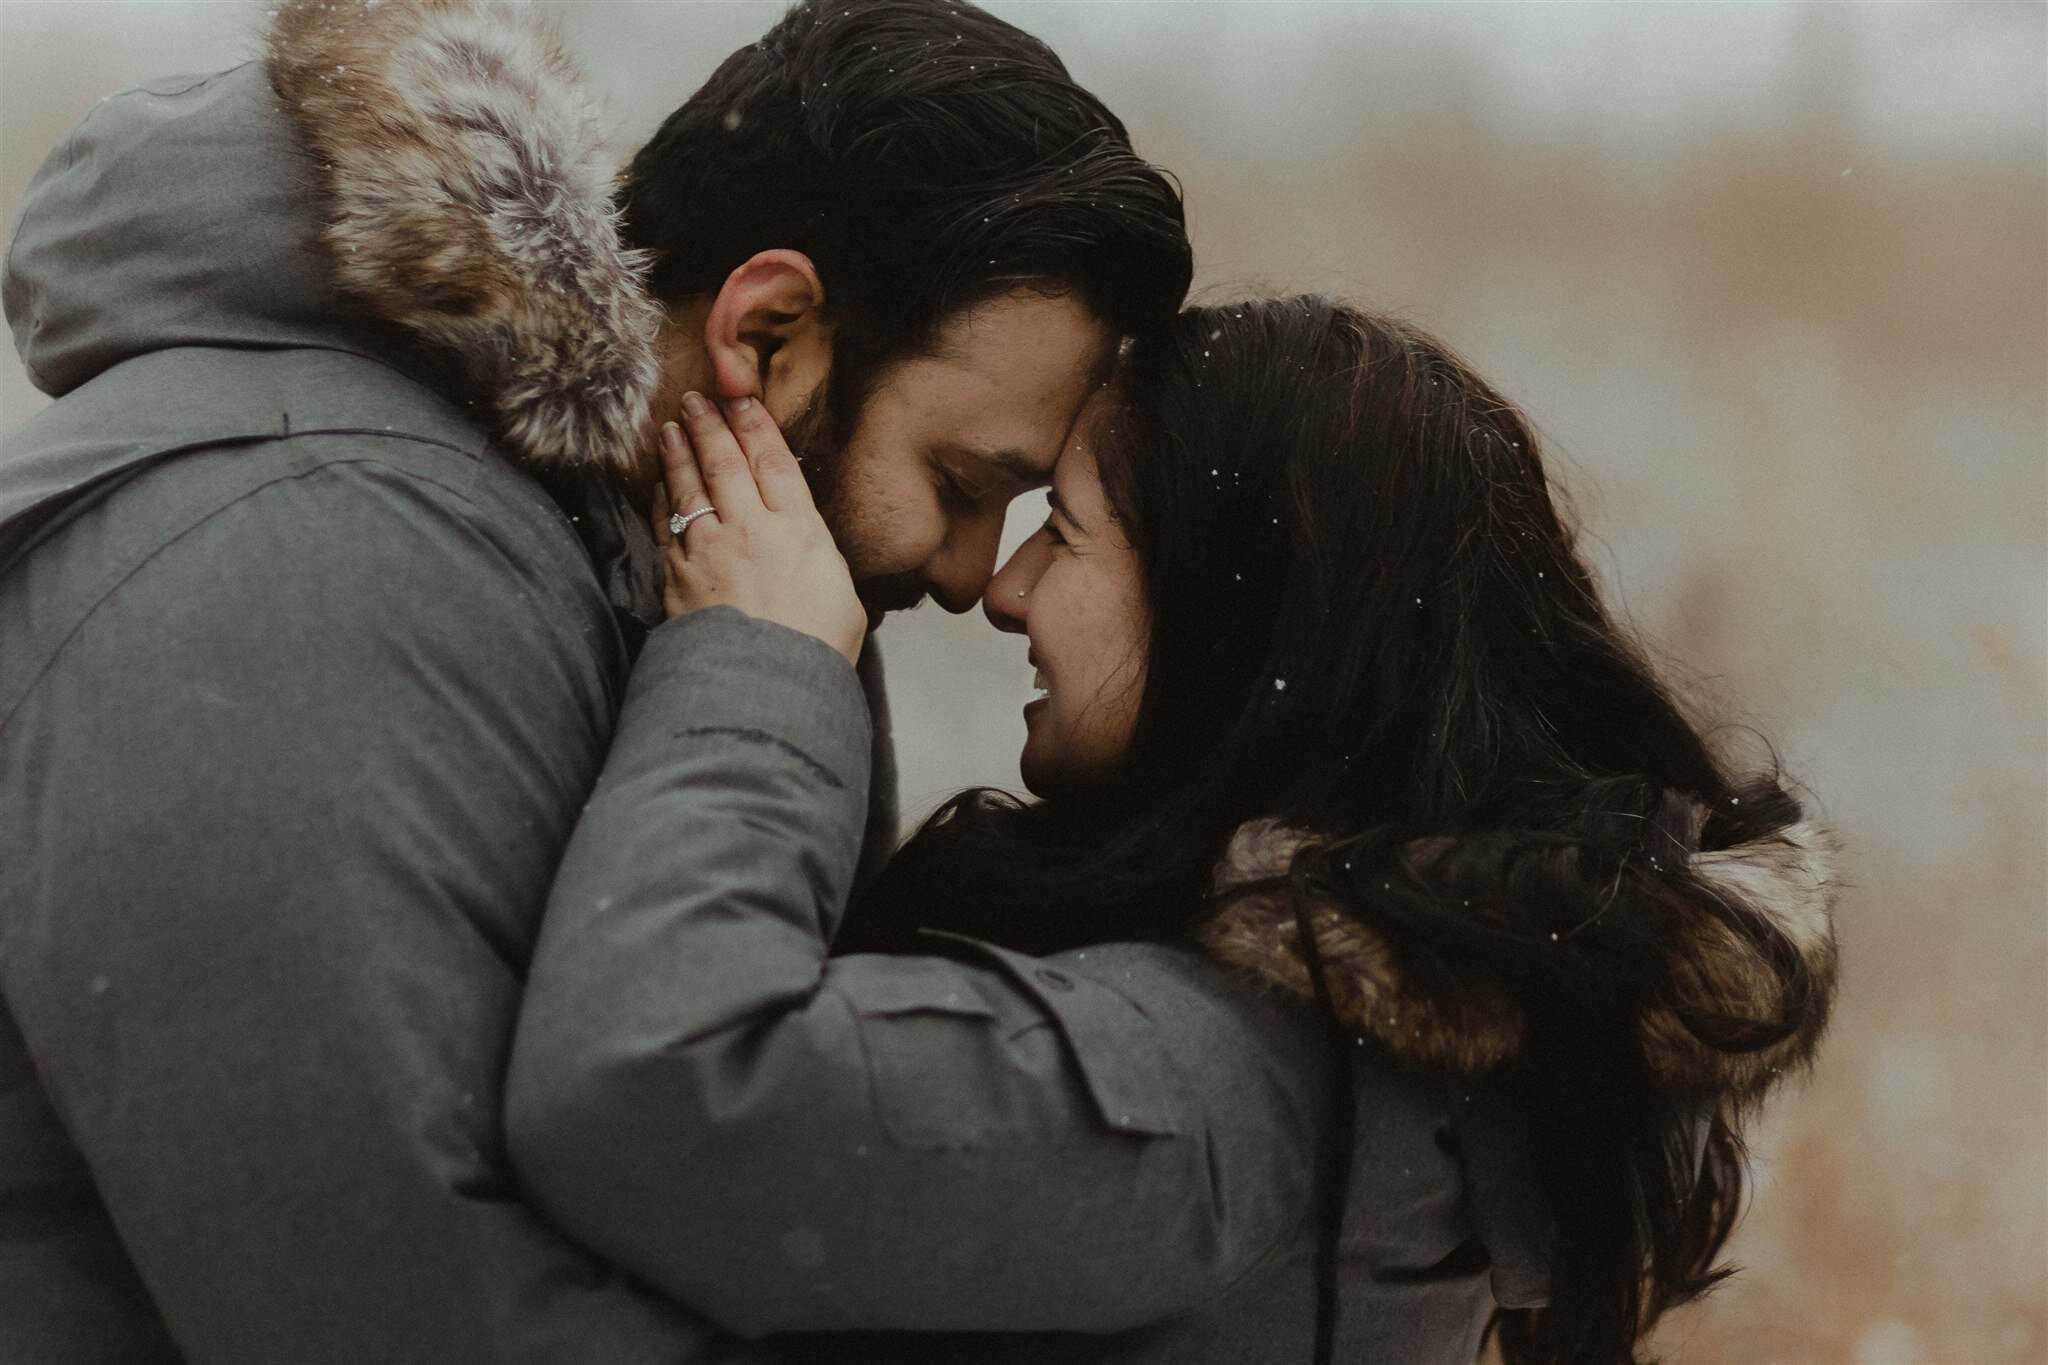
[944,443,1048,487]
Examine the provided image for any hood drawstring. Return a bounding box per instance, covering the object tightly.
[1289,863,1354,1365]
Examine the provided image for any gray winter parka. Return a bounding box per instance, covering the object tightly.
[503,574,1841,1363]
[0,2,902,1359]
[506,607,1550,1365]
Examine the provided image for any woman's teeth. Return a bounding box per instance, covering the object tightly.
[1031,668,1049,700]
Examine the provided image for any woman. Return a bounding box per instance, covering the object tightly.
[506,298,1837,1364]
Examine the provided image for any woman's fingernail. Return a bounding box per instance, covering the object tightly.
[729,394,755,413]
[681,391,710,418]
[661,420,680,446]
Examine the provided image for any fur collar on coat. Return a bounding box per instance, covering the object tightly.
[266,0,663,480]
[1202,816,1840,1103]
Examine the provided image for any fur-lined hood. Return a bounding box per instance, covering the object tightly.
[1202,816,1840,1102]
[267,0,663,479]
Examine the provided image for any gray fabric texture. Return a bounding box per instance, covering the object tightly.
[0,63,735,1363]
[509,608,1522,1364]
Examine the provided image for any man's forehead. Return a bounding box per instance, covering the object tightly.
[937,373,1111,487]
[885,315,1113,480]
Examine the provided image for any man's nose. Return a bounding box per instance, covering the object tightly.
[928,511,1007,614]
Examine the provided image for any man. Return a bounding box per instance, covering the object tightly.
[0,0,1190,1357]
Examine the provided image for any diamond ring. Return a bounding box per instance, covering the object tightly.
[668,505,718,538]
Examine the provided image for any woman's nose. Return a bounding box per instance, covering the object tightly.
[982,534,1044,634]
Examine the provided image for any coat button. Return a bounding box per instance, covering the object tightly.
[1035,967,1076,992]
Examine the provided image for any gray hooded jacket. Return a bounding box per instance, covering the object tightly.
[501,587,1836,1361]
[503,584,1839,1362]
[507,607,1546,1365]
[0,1,904,1358]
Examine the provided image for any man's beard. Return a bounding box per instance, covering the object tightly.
[781,388,929,623]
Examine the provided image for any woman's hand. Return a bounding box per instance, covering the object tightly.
[652,391,866,666]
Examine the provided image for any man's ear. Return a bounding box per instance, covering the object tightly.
[702,250,831,423]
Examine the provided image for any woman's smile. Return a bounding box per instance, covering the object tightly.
[984,398,1150,795]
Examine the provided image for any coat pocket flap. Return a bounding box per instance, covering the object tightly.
[923,934,1182,1139]
[832,956,1000,1020]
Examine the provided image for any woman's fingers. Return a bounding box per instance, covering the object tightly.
[656,390,863,663]
[651,483,674,548]
[721,394,815,515]
[649,482,695,619]
[677,392,763,521]
[658,421,715,530]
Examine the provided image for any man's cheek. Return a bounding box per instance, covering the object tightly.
[822,504,887,582]
[833,494,939,583]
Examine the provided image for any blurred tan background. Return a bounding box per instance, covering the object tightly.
[3,1,2043,1359]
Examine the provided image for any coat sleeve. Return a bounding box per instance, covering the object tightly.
[0,452,715,1364]
[506,608,1317,1338]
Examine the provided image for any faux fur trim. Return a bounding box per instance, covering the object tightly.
[1648,820,1841,1096]
[1201,822,1525,1074]
[1200,816,1840,1102]
[267,0,663,478]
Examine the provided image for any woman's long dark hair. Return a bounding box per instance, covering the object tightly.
[841,297,1808,1362]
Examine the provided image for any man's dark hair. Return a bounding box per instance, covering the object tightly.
[618,0,1192,431]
